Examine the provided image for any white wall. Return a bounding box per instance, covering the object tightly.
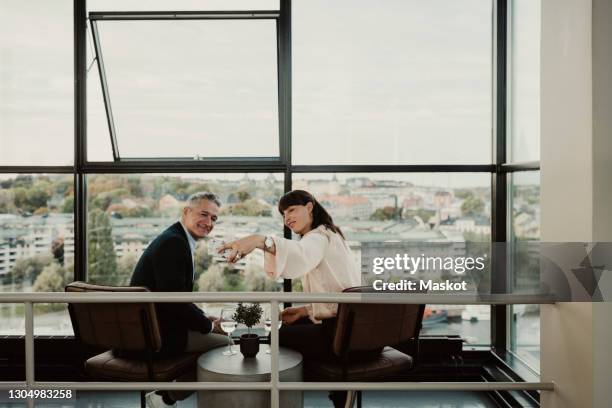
[540,0,612,406]
[591,0,612,405]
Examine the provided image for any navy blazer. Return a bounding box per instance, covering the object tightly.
[130,222,212,355]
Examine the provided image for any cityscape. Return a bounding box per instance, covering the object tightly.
[0,173,540,365]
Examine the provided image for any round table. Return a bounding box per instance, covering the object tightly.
[197,345,303,408]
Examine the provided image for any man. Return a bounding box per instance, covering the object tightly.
[130,192,227,407]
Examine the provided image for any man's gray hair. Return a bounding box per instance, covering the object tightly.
[186,192,221,208]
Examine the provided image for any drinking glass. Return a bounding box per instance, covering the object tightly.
[220,308,237,356]
[264,304,283,354]
[209,239,230,261]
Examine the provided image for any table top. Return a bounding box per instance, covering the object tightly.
[197,345,303,376]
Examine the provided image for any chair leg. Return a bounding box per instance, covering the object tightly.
[140,390,146,408]
[357,390,362,408]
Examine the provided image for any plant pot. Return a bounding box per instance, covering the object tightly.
[239,333,260,358]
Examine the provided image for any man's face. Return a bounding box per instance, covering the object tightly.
[182,199,219,239]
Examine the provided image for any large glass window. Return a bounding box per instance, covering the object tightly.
[0,174,74,335]
[508,0,540,162]
[89,18,279,160]
[85,173,283,322]
[292,173,492,345]
[85,173,283,287]
[0,1,73,166]
[509,171,540,371]
[292,0,493,165]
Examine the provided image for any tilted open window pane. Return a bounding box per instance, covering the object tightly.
[88,0,279,12]
[292,0,493,165]
[92,19,279,160]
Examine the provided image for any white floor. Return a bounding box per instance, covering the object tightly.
[0,390,500,408]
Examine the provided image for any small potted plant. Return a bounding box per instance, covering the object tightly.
[233,302,263,358]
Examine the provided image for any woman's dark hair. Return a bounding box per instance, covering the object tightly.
[278,190,345,239]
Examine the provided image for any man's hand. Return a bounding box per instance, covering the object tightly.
[281,306,308,325]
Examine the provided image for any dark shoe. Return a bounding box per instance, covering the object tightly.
[329,391,347,408]
[158,391,177,406]
[145,391,176,408]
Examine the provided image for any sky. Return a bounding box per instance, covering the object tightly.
[0,0,540,185]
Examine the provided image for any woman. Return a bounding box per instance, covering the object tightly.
[219,189,361,360]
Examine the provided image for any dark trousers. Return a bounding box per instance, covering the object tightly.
[278,318,350,408]
[279,317,337,360]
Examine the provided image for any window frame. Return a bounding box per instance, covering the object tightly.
[0,0,541,376]
[89,10,284,163]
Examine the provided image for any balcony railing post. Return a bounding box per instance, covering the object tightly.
[270,300,280,408]
[24,301,35,408]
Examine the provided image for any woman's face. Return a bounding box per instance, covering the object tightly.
[282,202,313,235]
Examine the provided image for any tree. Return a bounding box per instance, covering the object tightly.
[127,177,144,197]
[61,196,74,213]
[89,194,113,212]
[12,187,29,211]
[25,186,50,212]
[116,253,139,286]
[194,243,213,282]
[197,264,226,292]
[10,254,54,286]
[54,178,73,196]
[370,206,400,221]
[88,209,118,284]
[243,264,280,292]
[0,189,14,213]
[13,175,33,189]
[237,190,251,202]
[222,199,271,217]
[185,182,212,197]
[33,262,66,292]
[461,195,485,217]
[454,189,473,200]
[223,269,244,291]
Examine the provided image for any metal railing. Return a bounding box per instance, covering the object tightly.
[0,292,556,408]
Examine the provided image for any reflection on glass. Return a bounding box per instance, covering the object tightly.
[94,20,279,159]
[292,173,491,345]
[220,307,237,356]
[0,175,75,335]
[508,0,541,162]
[293,0,492,165]
[509,171,540,371]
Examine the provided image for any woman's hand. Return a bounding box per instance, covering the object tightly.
[219,235,264,263]
[281,306,308,325]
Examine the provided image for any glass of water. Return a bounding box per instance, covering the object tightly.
[209,239,230,261]
[220,308,237,356]
[264,305,283,354]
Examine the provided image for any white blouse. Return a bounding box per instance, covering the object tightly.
[264,225,361,322]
